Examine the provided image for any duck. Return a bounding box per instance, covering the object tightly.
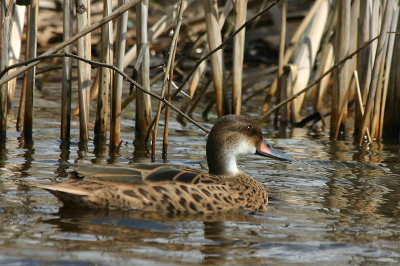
[31,115,292,214]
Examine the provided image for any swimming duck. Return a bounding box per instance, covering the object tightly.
[31,115,291,214]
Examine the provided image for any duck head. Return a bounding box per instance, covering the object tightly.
[206,115,292,175]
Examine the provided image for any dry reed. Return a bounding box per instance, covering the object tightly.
[0,13,10,138]
[110,0,129,150]
[330,0,351,140]
[7,5,25,112]
[95,0,113,139]
[0,0,141,86]
[76,0,91,143]
[61,0,73,141]
[274,0,287,123]
[23,0,38,139]
[357,0,395,145]
[135,0,152,141]
[203,0,227,117]
[177,1,232,124]
[232,0,248,115]
[2,0,400,152]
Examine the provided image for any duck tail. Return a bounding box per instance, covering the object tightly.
[29,181,95,207]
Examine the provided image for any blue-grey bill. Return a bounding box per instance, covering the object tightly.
[256,139,292,161]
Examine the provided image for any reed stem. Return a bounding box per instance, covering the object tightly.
[110,0,128,150]
[7,5,25,111]
[23,0,38,140]
[203,0,227,117]
[76,0,91,143]
[274,0,287,123]
[331,0,351,140]
[135,0,152,141]
[163,47,177,161]
[0,14,10,139]
[95,0,113,138]
[61,0,73,141]
[232,0,248,115]
[379,8,399,140]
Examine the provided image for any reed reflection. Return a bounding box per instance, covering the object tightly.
[17,136,34,177]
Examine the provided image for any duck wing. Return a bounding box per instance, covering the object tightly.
[30,163,234,213]
[69,163,210,185]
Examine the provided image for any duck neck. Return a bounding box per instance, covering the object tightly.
[207,150,239,176]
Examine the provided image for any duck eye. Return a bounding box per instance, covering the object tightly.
[245,126,252,133]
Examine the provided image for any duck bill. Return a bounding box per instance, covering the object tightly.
[256,139,292,161]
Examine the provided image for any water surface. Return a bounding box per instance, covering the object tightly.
[1,85,400,265]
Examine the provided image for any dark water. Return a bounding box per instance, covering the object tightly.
[1,85,400,266]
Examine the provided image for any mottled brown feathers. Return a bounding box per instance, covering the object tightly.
[32,164,268,213]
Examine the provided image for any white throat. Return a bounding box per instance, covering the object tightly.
[224,155,239,174]
[222,141,257,175]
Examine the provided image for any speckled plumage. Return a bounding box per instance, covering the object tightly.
[31,115,291,214]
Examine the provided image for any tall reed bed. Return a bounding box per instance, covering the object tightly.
[265,0,399,144]
[0,0,399,161]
